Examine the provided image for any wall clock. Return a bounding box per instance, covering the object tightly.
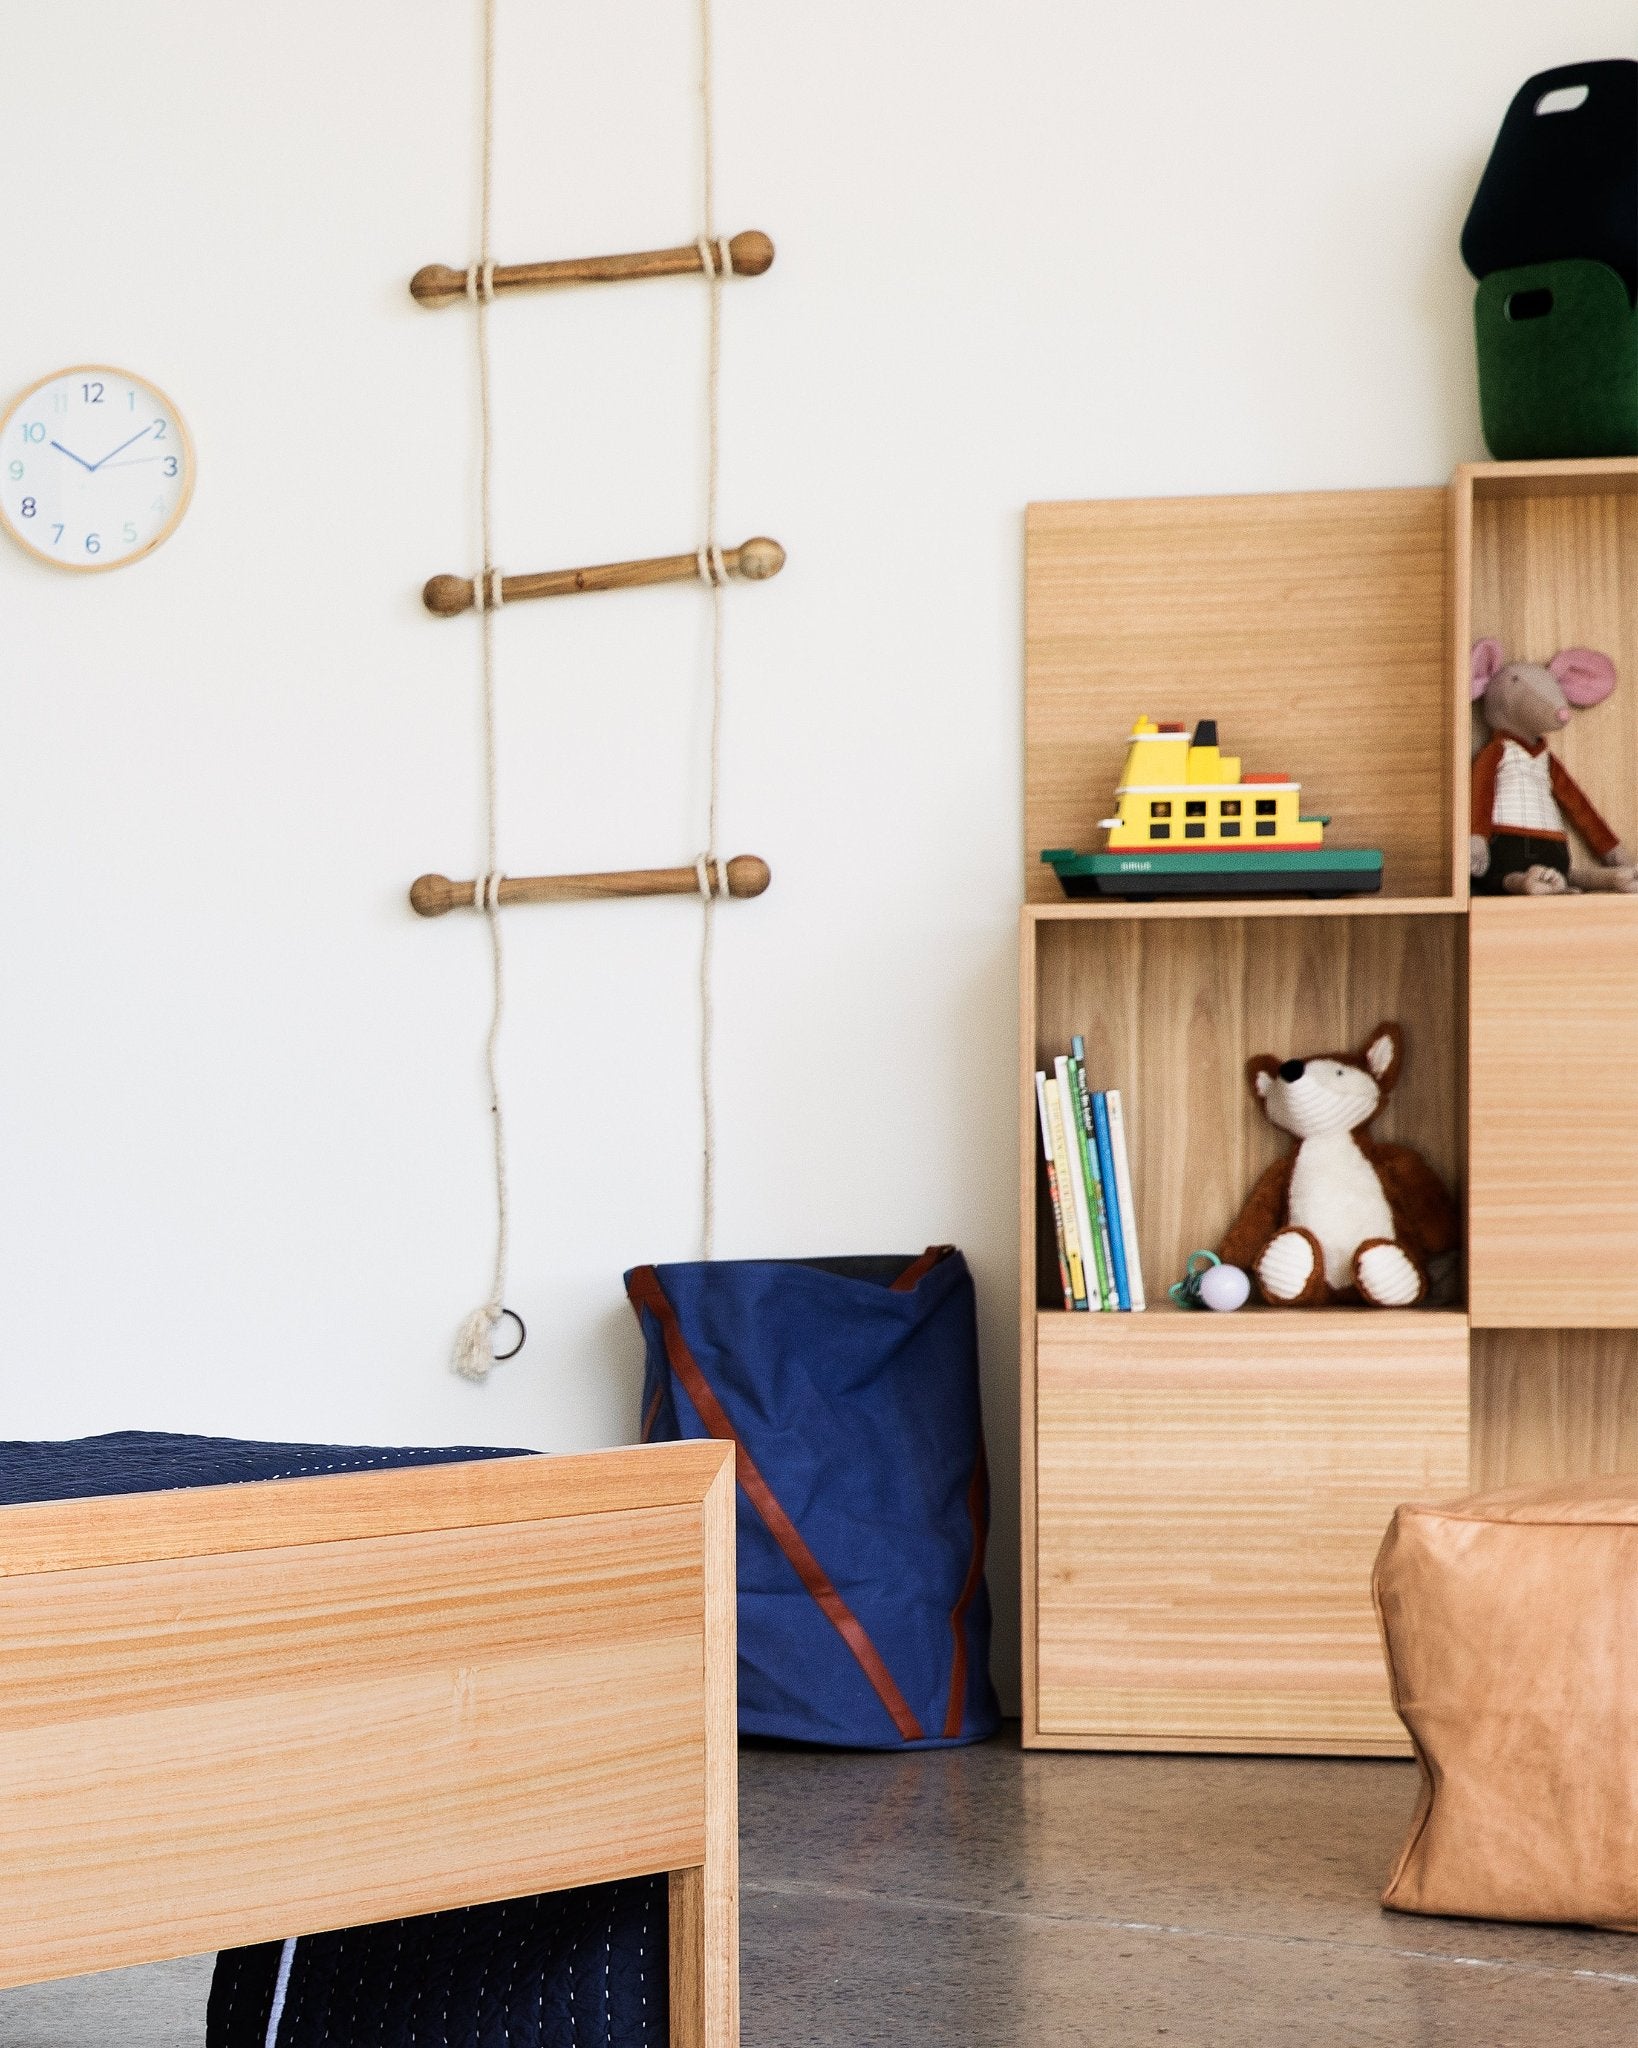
[0,365,194,572]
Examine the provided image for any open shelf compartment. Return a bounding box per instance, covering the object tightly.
[1026,487,1462,904]
[1459,461,1638,1326]
[1027,908,1467,1315]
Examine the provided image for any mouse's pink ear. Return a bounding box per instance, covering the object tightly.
[1471,638,1506,699]
[1549,647,1617,707]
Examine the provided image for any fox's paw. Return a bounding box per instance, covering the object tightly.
[1257,1229,1324,1305]
[1354,1239,1425,1308]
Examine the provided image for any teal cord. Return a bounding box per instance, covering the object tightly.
[1168,1249,1221,1310]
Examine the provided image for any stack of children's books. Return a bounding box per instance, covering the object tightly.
[1034,1036,1146,1311]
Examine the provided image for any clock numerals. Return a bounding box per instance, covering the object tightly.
[1,368,191,568]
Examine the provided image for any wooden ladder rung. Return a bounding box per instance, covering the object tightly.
[423,538,784,616]
[410,232,774,306]
[410,857,771,916]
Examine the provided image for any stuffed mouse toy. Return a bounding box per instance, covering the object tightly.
[1470,639,1638,895]
[1218,1022,1458,1308]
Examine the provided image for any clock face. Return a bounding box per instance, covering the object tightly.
[0,365,194,572]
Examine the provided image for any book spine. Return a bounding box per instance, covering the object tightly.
[1092,1092,1131,1310]
[1105,1089,1146,1310]
[1043,1077,1089,1308]
[1069,1046,1115,1310]
[1053,1057,1100,1312]
[1034,1072,1074,1311]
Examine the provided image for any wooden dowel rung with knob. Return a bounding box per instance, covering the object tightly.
[423,537,785,617]
[410,856,771,918]
[410,231,774,306]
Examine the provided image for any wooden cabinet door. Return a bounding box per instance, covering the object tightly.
[1470,899,1638,1325]
[1032,1312,1469,1754]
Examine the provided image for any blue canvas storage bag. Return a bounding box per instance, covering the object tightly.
[626,1247,1000,1749]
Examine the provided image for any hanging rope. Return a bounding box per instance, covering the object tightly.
[695,0,728,1260]
[451,0,516,1383]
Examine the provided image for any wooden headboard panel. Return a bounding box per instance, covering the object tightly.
[0,1438,735,2044]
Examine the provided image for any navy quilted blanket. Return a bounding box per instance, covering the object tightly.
[0,1433,669,2048]
[0,1429,529,1503]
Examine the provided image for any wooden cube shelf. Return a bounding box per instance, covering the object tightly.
[1025,488,1462,904]
[1029,909,1465,1312]
[1022,460,1638,1754]
[1034,1310,1468,1754]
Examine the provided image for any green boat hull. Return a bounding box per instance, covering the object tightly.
[1041,847,1385,901]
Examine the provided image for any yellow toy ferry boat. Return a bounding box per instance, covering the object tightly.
[1041,718,1383,900]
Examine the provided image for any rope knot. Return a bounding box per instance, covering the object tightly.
[474,871,505,912]
[695,545,728,587]
[472,566,505,611]
[694,853,732,902]
[464,259,497,303]
[696,235,734,281]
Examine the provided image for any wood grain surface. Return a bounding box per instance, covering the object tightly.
[670,1457,739,2048]
[1024,489,1451,902]
[0,1438,739,2038]
[1471,1328,1638,1490]
[0,1441,727,1578]
[0,1512,704,1984]
[1470,897,1638,1324]
[1033,1311,1469,1751]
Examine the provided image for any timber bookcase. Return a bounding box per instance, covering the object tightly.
[1020,458,1638,1755]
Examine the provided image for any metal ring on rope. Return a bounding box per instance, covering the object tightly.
[491,1307,526,1361]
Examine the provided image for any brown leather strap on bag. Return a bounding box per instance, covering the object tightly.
[627,1264,926,1742]
[943,1443,990,1739]
[890,1245,957,1292]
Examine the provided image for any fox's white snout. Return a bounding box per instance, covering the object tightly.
[1262,1059,1380,1139]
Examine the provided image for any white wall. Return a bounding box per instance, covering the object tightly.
[2,2,1632,1706]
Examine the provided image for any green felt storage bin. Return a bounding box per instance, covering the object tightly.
[1474,258,1638,461]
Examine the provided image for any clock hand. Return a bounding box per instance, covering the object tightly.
[89,423,157,471]
[49,439,97,472]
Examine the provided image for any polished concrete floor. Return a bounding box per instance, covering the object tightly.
[5,1729,1637,2045]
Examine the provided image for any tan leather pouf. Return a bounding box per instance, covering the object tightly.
[1373,1475,1638,1930]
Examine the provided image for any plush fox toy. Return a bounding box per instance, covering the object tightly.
[1218,1022,1457,1308]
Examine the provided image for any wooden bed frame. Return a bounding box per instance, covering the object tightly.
[0,1439,737,2048]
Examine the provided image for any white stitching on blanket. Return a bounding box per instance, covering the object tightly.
[603,1897,613,2047]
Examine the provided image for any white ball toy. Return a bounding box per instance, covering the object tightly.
[1197,1261,1251,1312]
